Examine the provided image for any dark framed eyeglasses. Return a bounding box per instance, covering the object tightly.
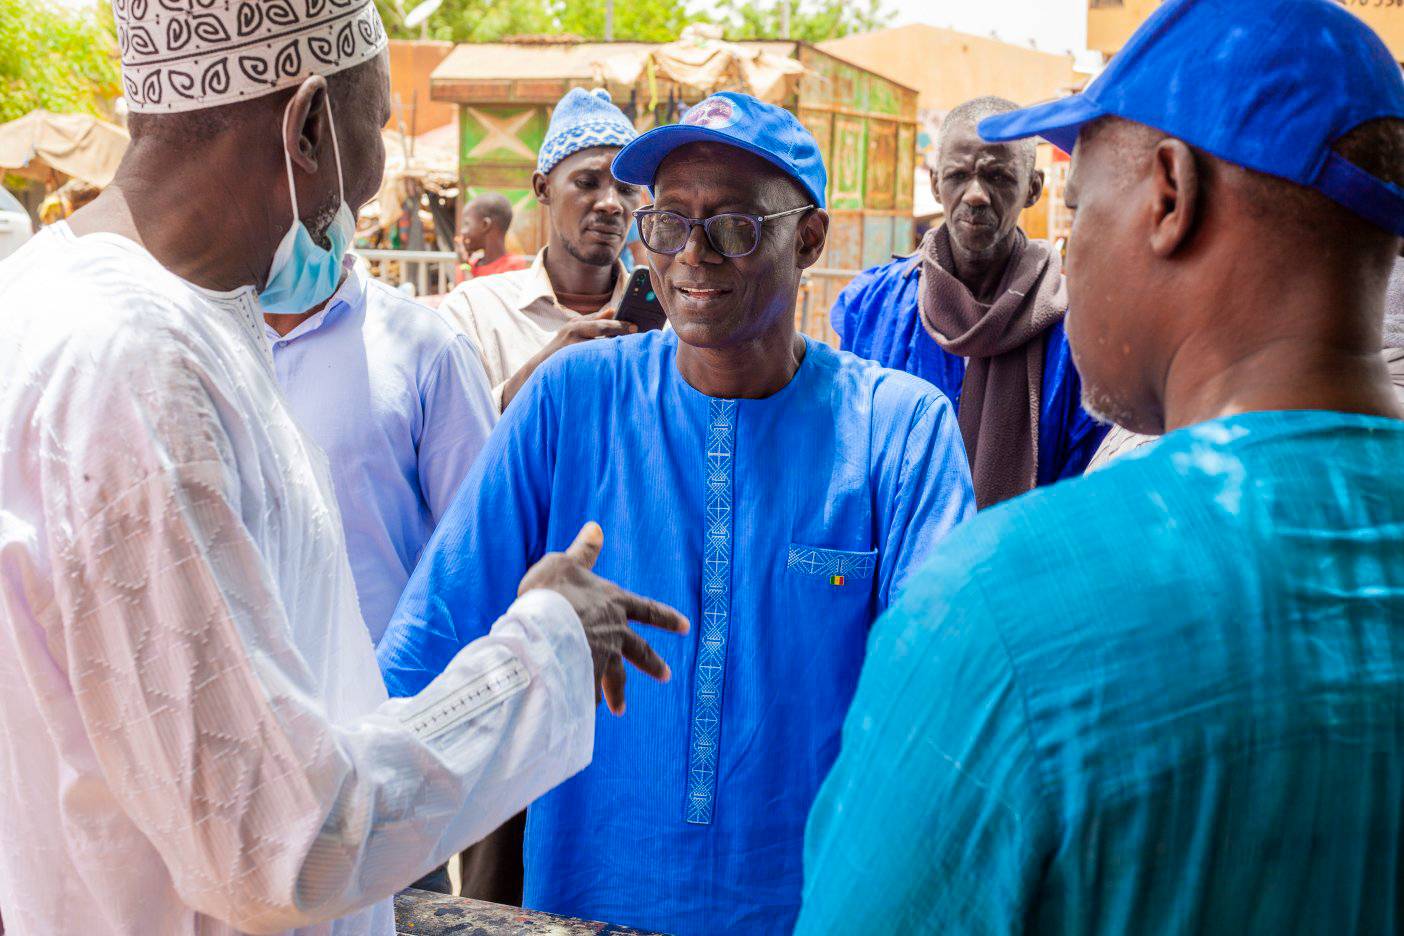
[633,205,814,258]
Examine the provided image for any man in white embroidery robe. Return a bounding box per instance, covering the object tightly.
[0,8,685,935]
[376,93,977,936]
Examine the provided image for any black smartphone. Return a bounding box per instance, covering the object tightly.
[615,267,668,332]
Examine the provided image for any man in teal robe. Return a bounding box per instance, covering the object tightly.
[798,1,1404,932]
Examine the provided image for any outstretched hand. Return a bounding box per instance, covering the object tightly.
[518,522,689,715]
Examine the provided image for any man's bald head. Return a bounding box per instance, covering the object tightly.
[458,192,515,259]
[938,97,1037,178]
[466,193,514,234]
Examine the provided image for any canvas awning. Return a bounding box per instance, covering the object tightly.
[374,120,460,230]
[429,35,801,105]
[0,110,129,188]
[596,26,805,104]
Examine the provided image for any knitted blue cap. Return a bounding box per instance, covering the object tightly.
[537,88,638,176]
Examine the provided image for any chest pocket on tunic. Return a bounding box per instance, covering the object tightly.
[786,543,878,590]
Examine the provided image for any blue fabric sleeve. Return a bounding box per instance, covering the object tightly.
[797,541,1053,934]
[830,263,892,352]
[376,366,557,698]
[416,334,498,525]
[828,258,925,373]
[871,387,976,608]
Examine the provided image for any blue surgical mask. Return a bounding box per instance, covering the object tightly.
[259,95,355,314]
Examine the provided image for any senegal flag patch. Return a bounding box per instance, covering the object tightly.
[829,575,845,586]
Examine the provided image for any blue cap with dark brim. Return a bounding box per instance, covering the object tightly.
[979,0,1404,236]
[612,91,828,209]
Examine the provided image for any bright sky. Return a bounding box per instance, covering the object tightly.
[888,0,1090,57]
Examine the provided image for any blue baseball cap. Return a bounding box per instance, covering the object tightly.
[612,91,828,209]
[979,0,1404,236]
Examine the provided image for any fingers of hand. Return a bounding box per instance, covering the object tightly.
[570,320,635,340]
[602,655,627,715]
[619,591,690,634]
[620,630,670,683]
[565,522,604,569]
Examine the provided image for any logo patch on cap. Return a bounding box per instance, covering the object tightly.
[684,96,736,130]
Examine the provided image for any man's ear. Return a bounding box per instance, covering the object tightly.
[796,209,830,270]
[1149,139,1200,258]
[531,171,550,206]
[283,76,329,176]
[1025,168,1045,209]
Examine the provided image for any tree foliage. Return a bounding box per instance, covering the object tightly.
[0,0,121,124]
[377,0,892,45]
[374,0,553,43]
[714,0,892,43]
[554,0,697,44]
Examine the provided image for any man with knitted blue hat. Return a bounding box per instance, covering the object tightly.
[799,1,1404,933]
[378,91,975,934]
[440,87,644,410]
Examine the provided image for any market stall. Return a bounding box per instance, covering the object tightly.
[0,110,128,188]
[427,32,921,343]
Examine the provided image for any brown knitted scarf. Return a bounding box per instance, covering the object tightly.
[918,224,1068,508]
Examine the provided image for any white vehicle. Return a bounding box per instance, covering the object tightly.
[0,188,34,261]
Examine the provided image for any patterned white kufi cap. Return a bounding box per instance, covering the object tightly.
[113,0,388,114]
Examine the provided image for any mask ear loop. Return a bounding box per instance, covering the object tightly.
[279,89,346,224]
[280,95,300,225]
[324,93,345,205]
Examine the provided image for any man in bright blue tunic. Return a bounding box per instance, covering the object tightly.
[377,92,976,935]
[833,97,1105,507]
[798,1,1404,933]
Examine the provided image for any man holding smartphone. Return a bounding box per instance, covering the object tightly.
[438,88,644,410]
[377,93,977,935]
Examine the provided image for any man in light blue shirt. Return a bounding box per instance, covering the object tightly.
[265,260,496,644]
[798,1,1404,933]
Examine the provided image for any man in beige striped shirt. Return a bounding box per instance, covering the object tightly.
[440,88,643,410]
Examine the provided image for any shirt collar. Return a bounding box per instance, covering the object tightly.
[262,261,366,344]
[515,247,631,315]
